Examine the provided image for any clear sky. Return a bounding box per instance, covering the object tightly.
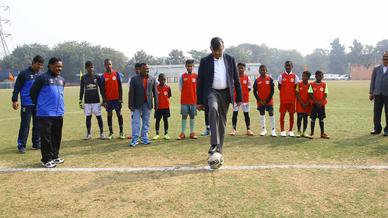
[2,0,388,58]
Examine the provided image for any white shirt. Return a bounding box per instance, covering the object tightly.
[212,57,228,89]
[383,66,387,74]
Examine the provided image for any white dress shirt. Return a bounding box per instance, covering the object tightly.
[383,66,387,74]
[212,57,228,89]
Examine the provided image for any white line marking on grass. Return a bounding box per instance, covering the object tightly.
[0,164,387,173]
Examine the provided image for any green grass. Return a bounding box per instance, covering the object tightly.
[0,80,387,217]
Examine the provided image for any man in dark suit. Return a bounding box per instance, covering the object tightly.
[369,52,388,136]
[197,37,242,154]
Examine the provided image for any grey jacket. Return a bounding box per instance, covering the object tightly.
[370,65,388,96]
[128,75,158,110]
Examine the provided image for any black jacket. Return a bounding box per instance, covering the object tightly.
[197,53,242,106]
[128,75,158,110]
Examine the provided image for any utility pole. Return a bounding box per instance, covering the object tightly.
[0,2,10,59]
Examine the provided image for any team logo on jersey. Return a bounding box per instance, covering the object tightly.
[183,78,188,81]
[258,81,262,84]
[320,87,324,92]
[164,91,168,95]
[243,80,247,84]
[265,81,270,84]
[192,78,196,83]
[290,78,294,83]
[112,76,116,80]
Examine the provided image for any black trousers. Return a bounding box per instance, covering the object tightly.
[373,94,388,133]
[38,117,63,163]
[17,106,40,148]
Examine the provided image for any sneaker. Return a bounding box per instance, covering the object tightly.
[201,129,210,136]
[99,133,106,140]
[84,134,92,140]
[280,131,287,137]
[190,132,198,139]
[107,133,114,140]
[260,129,267,136]
[230,129,237,136]
[119,132,126,139]
[32,145,41,150]
[164,135,171,140]
[129,140,138,147]
[296,131,301,138]
[18,146,26,154]
[271,129,277,137]
[302,132,313,139]
[288,131,295,137]
[177,133,186,140]
[42,161,56,168]
[320,133,330,139]
[246,130,254,136]
[153,135,160,140]
[53,158,64,164]
[141,138,151,145]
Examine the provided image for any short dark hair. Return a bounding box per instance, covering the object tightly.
[135,63,141,68]
[139,63,147,67]
[185,59,194,65]
[237,63,246,67]
[32,55,44,64]
[48,57,62,66]
[259,64,267,70]
[315,70,323,76]
[284,60,293,67]
[210,37,224,50]
[302,70,311,78]
[85,61,93,68]
[158,73,165,79]
[104,59,111,65]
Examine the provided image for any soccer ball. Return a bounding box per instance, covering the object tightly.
[208,152,224,169]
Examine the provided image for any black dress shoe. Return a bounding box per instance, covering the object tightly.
[208,145,217,154]
[370,130,381,135]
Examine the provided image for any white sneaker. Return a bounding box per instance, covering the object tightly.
[259,129,267,136]
[288,131,295,137]
[84,134,92,140]
[280,131,287,137]
[99,133,106,140]
[271,129,277,137]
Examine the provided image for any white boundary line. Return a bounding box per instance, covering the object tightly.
[0,164,387,173]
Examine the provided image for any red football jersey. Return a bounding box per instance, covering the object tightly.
[180,73,197,105]
[234,75,250,103]
[157,84,171,109]
[310,82,328,105]
[296,81,312,113]
[255,75,273,106]
[102,71,120,101]
[279,72,298,104]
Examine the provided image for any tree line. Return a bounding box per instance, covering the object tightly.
[1,38,388,82]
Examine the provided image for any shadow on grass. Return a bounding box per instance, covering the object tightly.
[333,133,388,155]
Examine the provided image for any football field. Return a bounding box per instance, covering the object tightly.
[0,80,387,217]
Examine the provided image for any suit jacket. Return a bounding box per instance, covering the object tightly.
[197,53,242,106]
[128,75,158,110]
[370,65,388,96]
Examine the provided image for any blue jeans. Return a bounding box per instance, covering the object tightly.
[17,105,40,148]
[132,104,151,141]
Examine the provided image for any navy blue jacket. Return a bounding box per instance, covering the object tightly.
[11,67,42,106]
[30,71,65,117]
[197,54,242,106]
